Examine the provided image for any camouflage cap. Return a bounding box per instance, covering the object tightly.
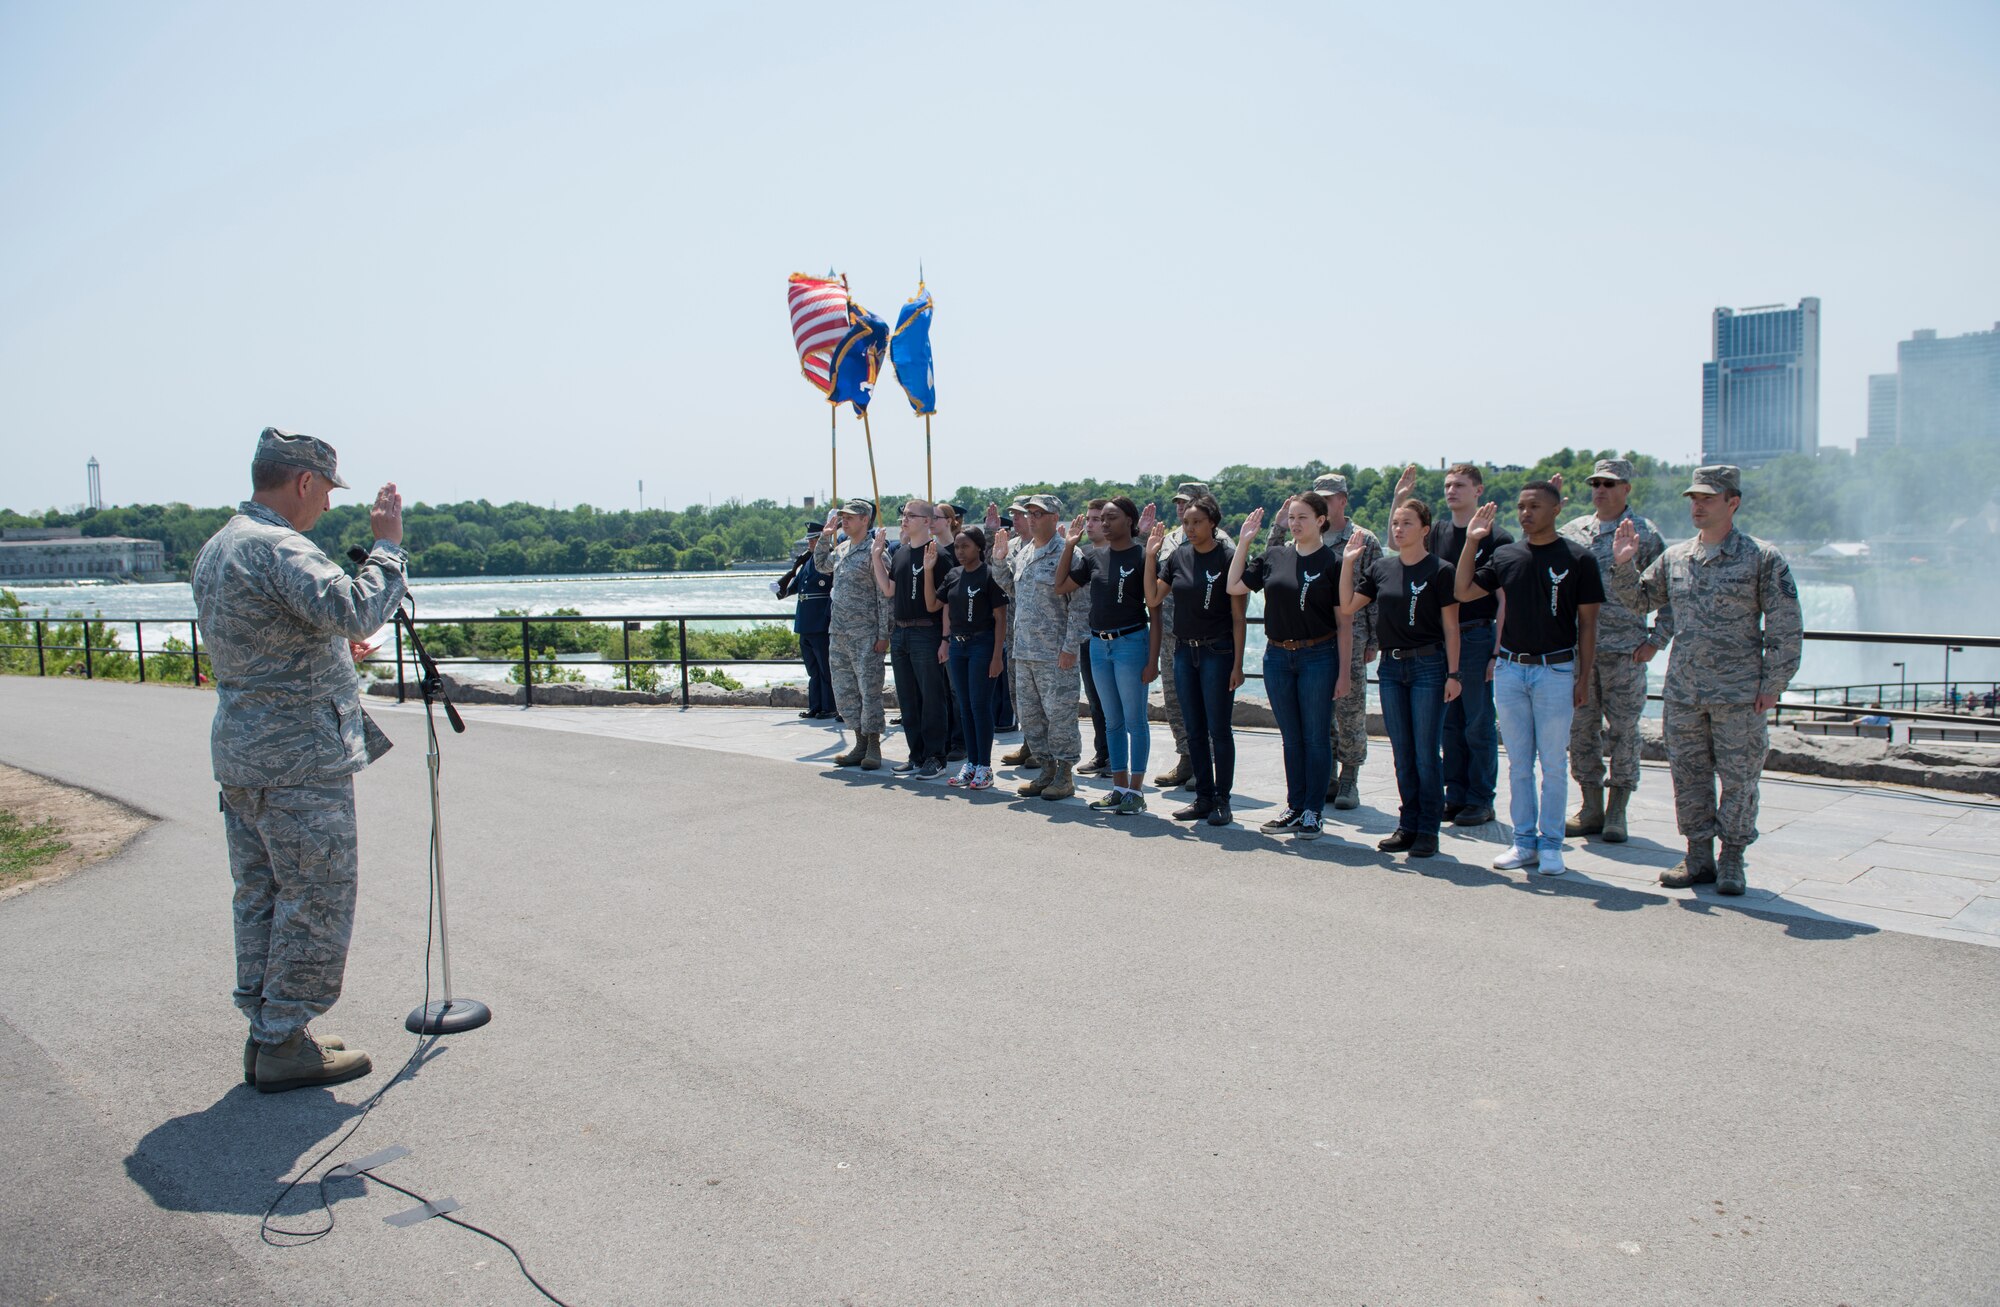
[253,427,348,489]
[1683,464,1742,497]
[838,497,875,517]
[1007,497,1032,516]
[1589,458,1635,483]
[1312,473,1351,497]
[1171,480,1210,502]
[1025,493,1064,514]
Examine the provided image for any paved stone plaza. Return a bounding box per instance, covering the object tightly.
[2,676,1996,1306]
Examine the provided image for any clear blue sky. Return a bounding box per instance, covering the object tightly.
[3,1,1995,514]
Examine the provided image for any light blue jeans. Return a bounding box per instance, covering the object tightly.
[1494,659,1575,854]
[1088,629,1152,777]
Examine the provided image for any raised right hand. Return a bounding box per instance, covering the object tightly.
[1611,518,1640,566]
[1064,513,1087,543]
[1392,464,1421,505]
[923,538,939,564]
[1343,529,1367,562]
[1466,501,1497,544]
[984,502,1002,535]
[992,527,1012,560]
[371,483,404,546]
[1239,506,1265,540]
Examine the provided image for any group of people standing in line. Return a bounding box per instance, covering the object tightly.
[779,457,1804,895]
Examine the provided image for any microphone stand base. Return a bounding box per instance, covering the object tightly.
[406,998,492,1035]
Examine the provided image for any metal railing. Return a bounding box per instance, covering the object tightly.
[6,614,2000,724]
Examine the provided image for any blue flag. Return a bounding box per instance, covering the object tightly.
[827,299,889,415]
[889,284,936,416]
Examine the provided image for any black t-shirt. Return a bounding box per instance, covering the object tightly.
[942,564,1007,635]
[1242,543,1342,644]
[1356,555,1456,652]
[1473,538,1606,655]
[1429,518,1513,623]
[887,542,949,626]
[1069,543,1148,632]
[1158,541,1235,642]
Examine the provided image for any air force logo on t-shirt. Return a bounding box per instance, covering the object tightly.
[1547,567,1569,617]
[1299,570,1321,611]
[1407,578,1428,626]
[965,584,981,622]
[1203,569,1222,611]
[909,559,924,600]
[1117,565,1135,604]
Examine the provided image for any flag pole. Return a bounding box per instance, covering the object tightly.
[925,414,933,500]
[862,408,881,522]
[830,406,838,504]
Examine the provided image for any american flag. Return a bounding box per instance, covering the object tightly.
[787,273,848,394]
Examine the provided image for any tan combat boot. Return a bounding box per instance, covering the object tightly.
[1000,743,1035,767]
[1600,787,1631,843]
[1020,762,1055,797]
[832,734,866,767]
[255,1032,372,1094]
[859,732,883,771]
[1716,844,1748,896]
[1660,838,1717,889]
[1153,754,1192,788]
[1040,761,1076,801]
[1565,784,1604,837]
[244,1031,344,1084]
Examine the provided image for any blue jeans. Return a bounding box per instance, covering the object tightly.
[946,632,999,767]
[1442,621,1498,808]
[1494,659,1576,853]
[1377,651,1448,837]
[1263,639,1337,817]
[1173,641,1237,801]
[1088,630,1152,777]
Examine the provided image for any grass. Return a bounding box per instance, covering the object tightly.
[0,810,70,890]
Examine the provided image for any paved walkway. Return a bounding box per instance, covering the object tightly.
[372,697,2000,950]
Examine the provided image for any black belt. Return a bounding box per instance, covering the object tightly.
[895,618,940,629]
[1268,632,1334,651]
[1091,622,1147,641]
[1385,644,1441,660]
[1177,634,1233,649]
[1459,618,1494,629]
[949,630,990,643]
[1498,648,1574,666]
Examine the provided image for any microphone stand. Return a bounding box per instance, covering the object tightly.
[394,600,492,1035]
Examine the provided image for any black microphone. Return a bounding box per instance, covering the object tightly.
[347,546,369,566]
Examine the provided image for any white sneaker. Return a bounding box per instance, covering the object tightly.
[1492,845,1539,871]
[1535,848,1567,877]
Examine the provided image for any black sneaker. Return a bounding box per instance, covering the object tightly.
[945,748,967,762]
[1452,805,1495,826]
[1377,829,1417,852]
[1294,811,1323,842]
[1441,801,1464,822]
[1076,756,1111,777]
[916,758,946,778]
[1207,802,1233,827]
[1410,834,1439,858]
[893,758,920,774]
[1172,800,1214,822]
[1260,808,1302,833]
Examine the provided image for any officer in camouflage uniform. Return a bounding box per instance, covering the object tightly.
[814,499,893,770]
[1272,473,1381,808]
[1610,465,1802,895]
[1559,458,1673,844]
[1152,482,1234,789]
[993,493,1092,799]
[191,429,406,1093]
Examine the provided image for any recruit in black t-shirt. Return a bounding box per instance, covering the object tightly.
[1242,543,1342,644]
[1429,518,1513,624]
[887,542,950,627]
[1473,538,1605,655]
[942,564,1007,635]
[1158,542,1235,642]
[1356,555,1456,652]
[1068,543,1149,633]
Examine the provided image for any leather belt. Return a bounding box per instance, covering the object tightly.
[1498,648,1575,666]
[1458,618,1494,629]
[1092,622,1147,642]
[1178,634,1234,649]
[1268,632,1334,651]
[895,617,940,629]
[1385,643,1441,660]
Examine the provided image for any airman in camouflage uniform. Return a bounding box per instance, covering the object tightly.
[1271,473,1381,807]
[1558,458,1673,843]
[994,494,1092,799]
[191,429,406,1092]
[814,499,893,769]
[1610,465,1802,895]
[1153,482,1233,789]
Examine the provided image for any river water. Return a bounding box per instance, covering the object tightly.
[15,569,1986,707]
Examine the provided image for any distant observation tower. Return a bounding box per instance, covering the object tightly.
[86,457,102,511]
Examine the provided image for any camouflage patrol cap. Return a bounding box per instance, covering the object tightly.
[838,497,875,517]
[1683,464,1742,497]
[253,427,348,489]
[1171,481,1210,502]
[1007,495,1032,512]
[1589,458,1635,483]
[1312,473,1351,497]
[1025,493,1064,514]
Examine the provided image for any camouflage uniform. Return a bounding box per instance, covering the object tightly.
[192,497,406,1046]
[996,530,1092,765]
[813,523,892,735]
[1611,523,1802,848]
[1560,507,1672,790]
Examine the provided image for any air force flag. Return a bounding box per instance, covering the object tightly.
[889,284,936,416]
[827,299,890,415]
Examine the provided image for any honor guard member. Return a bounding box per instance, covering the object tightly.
[1610,465,1802,895]
[1558,458,1672,843]
[814,500,893,770]
[1273,473,1382,808]
[191,428,407,1092]
[1151,482,1234,790]
[992,493,1092,800]
[777,522,835,719]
